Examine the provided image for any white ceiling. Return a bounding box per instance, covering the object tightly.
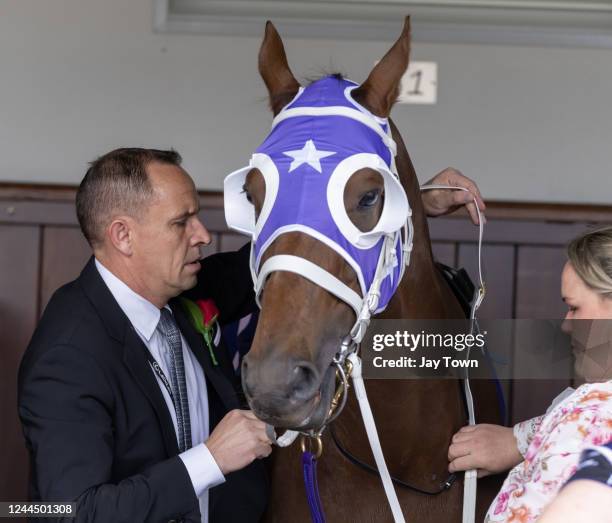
[153,0,612,47]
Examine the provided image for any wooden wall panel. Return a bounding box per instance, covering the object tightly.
[515,246,568,320]
[0,225,39,506]
[429,218,590,246]
[198,208,227,233]
[512,245,573,423]
[431,241,456,267]
[219,233,250,252]
[457,244,515,319]
[0,200,77,226]
[40,227,91,314]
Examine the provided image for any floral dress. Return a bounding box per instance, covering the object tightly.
[485,381,612,523]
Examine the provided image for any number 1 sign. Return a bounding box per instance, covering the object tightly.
[398,62,437,105]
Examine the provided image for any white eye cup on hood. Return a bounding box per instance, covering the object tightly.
[327,153,409,249]
[223,153,280,238]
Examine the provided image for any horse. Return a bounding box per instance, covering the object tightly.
[231,17,502,522]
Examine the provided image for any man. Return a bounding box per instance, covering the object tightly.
[19,149,269,523]
[18,147,484,522]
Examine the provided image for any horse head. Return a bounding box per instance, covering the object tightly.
[225,18,419,429]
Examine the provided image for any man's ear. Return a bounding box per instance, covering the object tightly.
[107,218,133,256]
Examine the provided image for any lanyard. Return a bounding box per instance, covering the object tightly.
[144,322,219,412]
[145,350,177,407]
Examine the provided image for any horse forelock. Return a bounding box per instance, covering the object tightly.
[304,71,346,85]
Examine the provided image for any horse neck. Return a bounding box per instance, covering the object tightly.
[384,119,463,320]
[337,122,467,482]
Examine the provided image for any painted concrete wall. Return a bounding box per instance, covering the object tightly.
[1,0,610,203]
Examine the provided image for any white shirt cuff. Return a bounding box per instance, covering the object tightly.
[179,443,225,497]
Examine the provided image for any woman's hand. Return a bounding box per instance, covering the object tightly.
[448,424,523,478]
[422,168,486,225]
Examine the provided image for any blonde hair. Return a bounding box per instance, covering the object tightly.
[567,225,612,298]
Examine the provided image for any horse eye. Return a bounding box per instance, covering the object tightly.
[358,190,381,208]
[241,186,253,204]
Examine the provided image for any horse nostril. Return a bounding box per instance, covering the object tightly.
[290,362,319,401]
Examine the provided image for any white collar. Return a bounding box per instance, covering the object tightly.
[95,258,165,342]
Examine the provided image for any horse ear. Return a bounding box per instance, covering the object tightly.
[352,16,411,118]
[259,21,301,115]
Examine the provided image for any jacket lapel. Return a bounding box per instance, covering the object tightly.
[171,301,240,413]
[79,257,179,457]
[122,326,180,457]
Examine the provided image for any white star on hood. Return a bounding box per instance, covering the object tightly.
[283,140,336,173]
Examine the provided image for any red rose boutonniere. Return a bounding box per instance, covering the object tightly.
[181,297,220,366]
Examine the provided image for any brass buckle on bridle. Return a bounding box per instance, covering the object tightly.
[299,354,354,459]
[300,434,323,459]
[327,357,353,422]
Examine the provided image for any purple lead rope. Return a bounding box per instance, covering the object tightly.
[302,451,326,523]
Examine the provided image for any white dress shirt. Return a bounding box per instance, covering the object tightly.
[95,259,225,523]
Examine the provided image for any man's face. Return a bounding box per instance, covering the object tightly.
[130,162,210,305]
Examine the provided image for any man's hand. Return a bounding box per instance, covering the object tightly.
[206,409,272,475]
[422,168,486,225]
[448,424,522,478]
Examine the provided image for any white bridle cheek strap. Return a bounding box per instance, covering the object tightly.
[255,255,363,319]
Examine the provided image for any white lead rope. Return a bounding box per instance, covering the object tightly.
[419,184,485,299]
[420,184,486,523]
[348,352,406,523]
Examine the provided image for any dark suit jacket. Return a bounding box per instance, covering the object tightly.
[18,245,267,523]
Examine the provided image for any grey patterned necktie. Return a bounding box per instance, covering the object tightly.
[157,308,192,452]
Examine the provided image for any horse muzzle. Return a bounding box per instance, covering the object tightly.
[242,355,336,429]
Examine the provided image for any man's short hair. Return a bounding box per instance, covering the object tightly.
[76,148,182,247]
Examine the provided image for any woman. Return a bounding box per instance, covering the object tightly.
[448,226,612,522]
